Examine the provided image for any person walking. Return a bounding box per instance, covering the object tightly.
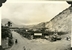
[23,46,26,50]
[15,39,18,44]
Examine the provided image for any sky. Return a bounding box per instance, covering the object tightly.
[1,1,70,25]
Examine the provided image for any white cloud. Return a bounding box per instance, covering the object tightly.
[1,1,70,25]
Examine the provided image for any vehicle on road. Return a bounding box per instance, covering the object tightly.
[49,33,61,42]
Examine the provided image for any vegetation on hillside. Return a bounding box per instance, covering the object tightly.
[2,21,13,47]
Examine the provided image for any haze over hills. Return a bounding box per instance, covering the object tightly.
[1,18,24,28]
[2,18,46,29]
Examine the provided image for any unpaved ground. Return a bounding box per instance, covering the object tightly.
[6,31,70,50]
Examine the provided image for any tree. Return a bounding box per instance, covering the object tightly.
[7,21,12,27]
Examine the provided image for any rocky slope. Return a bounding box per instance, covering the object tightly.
[45,5,72,33]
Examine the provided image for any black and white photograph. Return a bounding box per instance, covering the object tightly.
[0,1,72,50]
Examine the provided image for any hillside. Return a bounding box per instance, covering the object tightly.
[45,5,71,33]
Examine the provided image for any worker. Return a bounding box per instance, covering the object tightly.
[15,39,18,44]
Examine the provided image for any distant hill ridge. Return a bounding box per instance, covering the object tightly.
[1,18,24,28]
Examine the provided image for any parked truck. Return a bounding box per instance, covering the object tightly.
[49,33,61,42]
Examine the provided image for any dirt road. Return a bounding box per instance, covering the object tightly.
[6,31,70,50]
[6,31,31,50]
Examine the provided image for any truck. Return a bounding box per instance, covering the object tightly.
[49,33,61,42]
